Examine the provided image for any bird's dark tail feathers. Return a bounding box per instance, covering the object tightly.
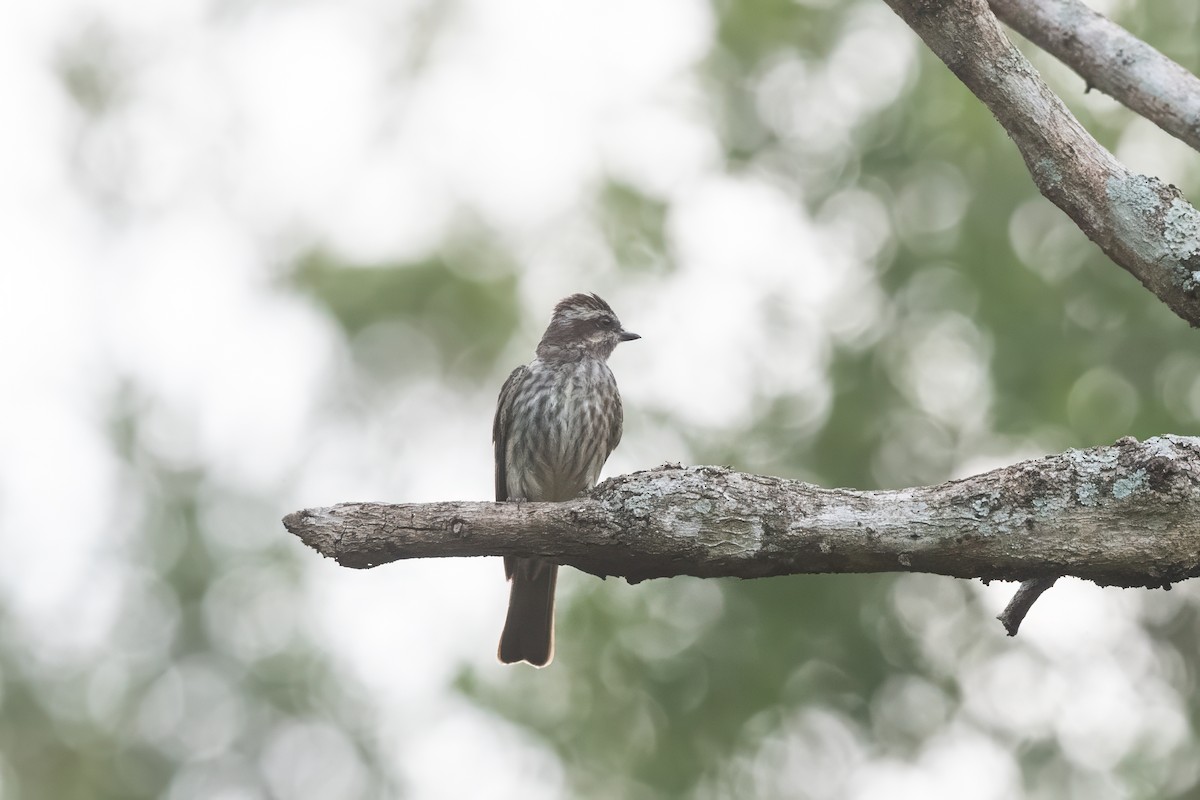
[498,558,558,667]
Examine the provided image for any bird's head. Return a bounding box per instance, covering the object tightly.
[536,293,639,361]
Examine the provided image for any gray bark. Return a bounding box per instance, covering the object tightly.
[989,0,1200,154]
[997,575,1058,635]
[881,0,1200,327]
[284,435,1200,589]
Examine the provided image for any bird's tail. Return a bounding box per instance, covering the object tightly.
[498,558,558,667]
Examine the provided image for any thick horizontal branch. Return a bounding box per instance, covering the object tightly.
[989,0,1200,153]
[285,435,1200,588]
[882,0,1200,327]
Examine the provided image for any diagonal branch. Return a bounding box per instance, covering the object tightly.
[285,436,1200,589]
[881,0,1200,327]
[989,0,1200,154]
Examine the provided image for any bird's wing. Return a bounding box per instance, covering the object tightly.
[606,370,624,461]
[493,364,529,502]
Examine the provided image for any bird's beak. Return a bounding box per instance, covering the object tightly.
[619,330,641,342]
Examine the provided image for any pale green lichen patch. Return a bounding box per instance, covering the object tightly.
[1145,436,1183,458]
[1076,482,1099,506]
[972,496,994,517]
[1106,174,1200,291]
[1107,172,1161,222]
[1066,446,1118,474]
[974,506,1023,536]
[1112,469,1146,499]
[1034,157,1062,190]
[1164,199,1200,293]
[620,494,655,519]
[1164,199,1200,259]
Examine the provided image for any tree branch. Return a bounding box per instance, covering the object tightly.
[881,0,1200,327]
[997,576,1058,635]
[989,0,1200,154]
[285,436,1200,589]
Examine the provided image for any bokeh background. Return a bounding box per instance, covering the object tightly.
[4,0,1200,797]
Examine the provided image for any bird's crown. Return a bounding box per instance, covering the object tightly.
[551,293,616,321]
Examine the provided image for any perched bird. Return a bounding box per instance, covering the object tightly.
[494,293,639,666]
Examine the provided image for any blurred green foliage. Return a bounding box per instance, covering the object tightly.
[0,392,398,799]
[457,1,1200,798]
[14,0,1200,797]
[597,181,675,275]
[292,247,520,380]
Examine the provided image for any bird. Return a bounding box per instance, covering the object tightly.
[494,293,639,666]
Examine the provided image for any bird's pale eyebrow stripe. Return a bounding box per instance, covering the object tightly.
[562,308,607,322]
